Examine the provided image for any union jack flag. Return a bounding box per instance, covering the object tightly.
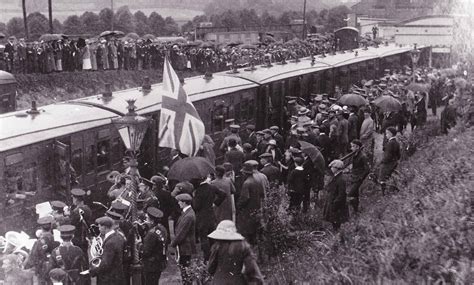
[158,57,205,157]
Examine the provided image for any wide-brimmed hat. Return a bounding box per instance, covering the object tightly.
[298,107,310,115]
[107,170,121,183]
[208,220,245,241]
[329,159,344,169]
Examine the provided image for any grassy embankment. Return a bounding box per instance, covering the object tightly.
[263,124,473,284]
[14,69,201,110]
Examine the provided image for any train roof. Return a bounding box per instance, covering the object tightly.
[222,43,414,83]
[0,103,116,152]
[0,71,16,84]
[0,75,258,152]
[71,74,258,115]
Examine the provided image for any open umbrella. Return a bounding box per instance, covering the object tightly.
[406,82,430,93]
[125,32,140,40]
[373,95,402,112]
[298,141,325,173]
[168,157,215,182]
[227,41,242,47]
[141,34,156,40]
[0,32,6,39]
[39,33,62,42]
[100,30,124,38]
[113,30,125,37]
[200,41,215,48]
[338,93,368,107]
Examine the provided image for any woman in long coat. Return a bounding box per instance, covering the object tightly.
[211,165,236,223]
[323,159,349,230]
[208,220,264,285]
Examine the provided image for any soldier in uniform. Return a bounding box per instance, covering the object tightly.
[141,207,168,285]
[51,200,70,226]
[50,225,88,285]
[25,216,60,285]
[220,124,242,153]
[67,188,92,257]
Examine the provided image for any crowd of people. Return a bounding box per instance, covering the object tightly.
[0,33,347,75]
[1,64,467,285]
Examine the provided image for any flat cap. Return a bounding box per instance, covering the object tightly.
[256,131,265,135]
[175,193,193,202]
[37,216,54,225]
[262,129,272,134]
[174,181,194,194]
[111,201,129,212]
[244,160,259,166]
[147,207,164,219]
[96,216,114,227]
[71,188,86,197]
[246,124,255,130]
[293,156,304,164]
[269,126,279,131]
[268,139,277,146]
[229,124,240,129]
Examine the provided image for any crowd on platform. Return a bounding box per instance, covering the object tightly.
[0,33,343,75]
[1,65,468,285]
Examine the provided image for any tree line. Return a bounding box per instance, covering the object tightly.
[0,4,351,40]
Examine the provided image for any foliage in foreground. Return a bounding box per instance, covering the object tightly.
[263,124,473,284]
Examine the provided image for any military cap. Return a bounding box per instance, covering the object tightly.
[71,188,86,197]
[175,193,193,202]
[288,99,296,104]
[174,181,194,194]
[268,139,277,146]
[58,225,75,236]
[51,200,67,211]
[224,118,235,124]
[37,216,54,225]
[147,207,164,219]
[259,153,273,159]
[269,126,279,131]
[111,201,129,212]
[229,124,240,130]
[106,210,123,220]
[246,124,255,130]
[96,216,114,228]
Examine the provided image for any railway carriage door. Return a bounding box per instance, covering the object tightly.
[138,118,156,179]
[54,140,71,200]
[70,134,84,188]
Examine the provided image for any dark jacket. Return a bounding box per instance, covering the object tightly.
[142,224,168,273]
[90,231,126,285]
[236,175,265,235]
[287,166,310,194]
[260,163,280,184]
[193,182,226,232]
[351,150,370,180]
[171,207,197,256]
[381,137,400,165]
[225,148,245,174]
[208,241,264,285]
[50,244,87,284]
[322,172,349,224]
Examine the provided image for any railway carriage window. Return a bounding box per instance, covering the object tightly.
[97,141,110,170]
[71,149,83,178]
[85,144,95,173]
[212,100,225,132]
[111,138,122,164]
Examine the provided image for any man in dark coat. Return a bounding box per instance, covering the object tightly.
[67,188,92,257]
[259,153,280,185]
[348,140,370,214]
[236,163,265,245]
[322,160,349,230]
[90,216,126,285]
[379,127,400,195]
[348,109,359,142]
[287,156,310,213]
[171,194,197,285]
[441,99,457,134]
[224,138,245,175]
[191,177,226,261]
[50,225,87,285]
[141,207,168,285]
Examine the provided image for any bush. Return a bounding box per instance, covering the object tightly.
[262,125,474,284]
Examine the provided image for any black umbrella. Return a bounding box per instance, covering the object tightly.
[373,95,402,112]
[298,141,325,173]
[39,33,62,42]
[227,41,242,47]
[168,157,215,182]
[200,41,215,48]
[338,93,368,107]
[0,32,6,39]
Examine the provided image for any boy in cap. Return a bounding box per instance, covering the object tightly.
[171,194,196,285]
[49,225,87,285]
[142,207,168,285]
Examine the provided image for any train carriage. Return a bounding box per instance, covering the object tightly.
[0,43,424,234]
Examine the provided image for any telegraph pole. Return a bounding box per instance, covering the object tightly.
[302,0,307,39]
[111,0,114,30]
[48,0,53,33]
[22,0,29,39]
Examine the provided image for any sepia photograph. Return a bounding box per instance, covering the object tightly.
[0,0,472,284]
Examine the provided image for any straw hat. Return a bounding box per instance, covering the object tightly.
[208,220,244,241]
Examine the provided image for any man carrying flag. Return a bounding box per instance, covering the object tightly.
[159,56,206,157]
